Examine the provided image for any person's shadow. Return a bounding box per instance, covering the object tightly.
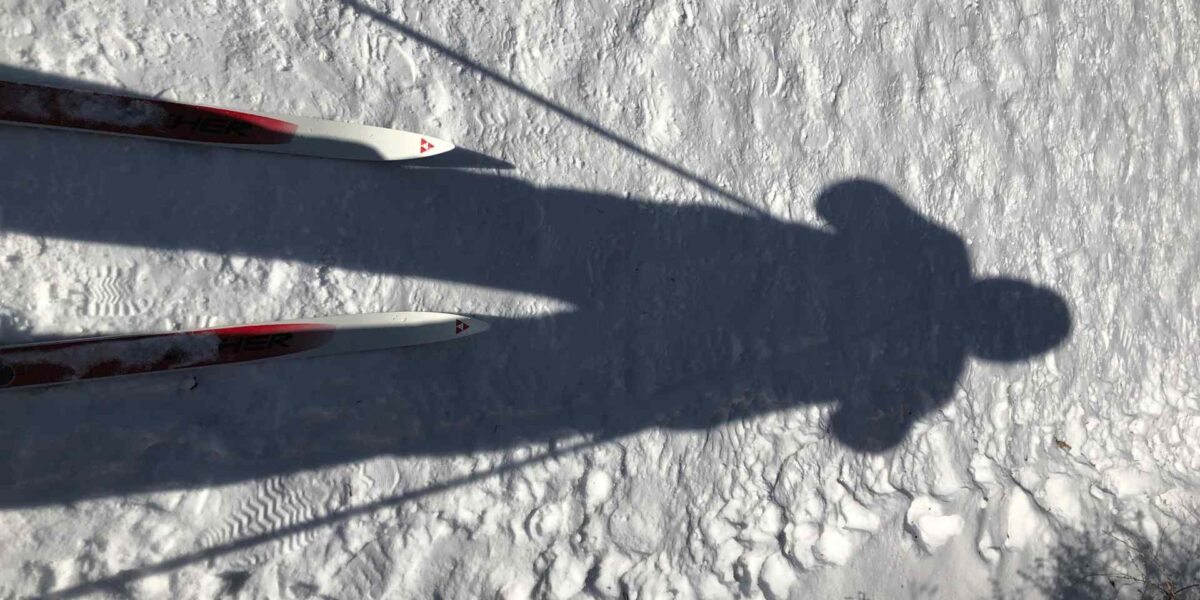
[0,126,1071,507]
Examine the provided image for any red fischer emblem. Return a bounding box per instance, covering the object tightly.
[455,319,469,335]
[419,138,434,154]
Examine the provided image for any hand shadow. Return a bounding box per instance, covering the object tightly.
[0,136,1071,506]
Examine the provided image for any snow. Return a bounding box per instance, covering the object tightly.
[1,0,1198,598]
[905,496,964,553]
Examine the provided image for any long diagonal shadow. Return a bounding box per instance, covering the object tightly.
[340,0,770,218]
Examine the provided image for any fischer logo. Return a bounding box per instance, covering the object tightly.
[455,320,469,334]
[419,138,435,154]
[219,333,294,352]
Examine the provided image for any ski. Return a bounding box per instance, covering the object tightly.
[0,80,453,161]
[0,312,487,390]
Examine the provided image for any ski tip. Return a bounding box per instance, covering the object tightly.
[331,127,454,161]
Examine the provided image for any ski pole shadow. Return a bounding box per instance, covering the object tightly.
[0,122,1073,507]
[338,0,768,217]
[35,439,595,599]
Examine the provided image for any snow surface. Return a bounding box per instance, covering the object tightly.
[0,0,1198,598]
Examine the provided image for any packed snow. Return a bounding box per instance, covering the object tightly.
[0,0,1198,598]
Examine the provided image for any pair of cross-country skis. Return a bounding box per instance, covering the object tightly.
[0,80,486,390]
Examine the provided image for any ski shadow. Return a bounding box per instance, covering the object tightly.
[0,123,1072,506]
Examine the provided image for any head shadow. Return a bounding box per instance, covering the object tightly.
[0,121,1072,505]
[803,180,1071,449]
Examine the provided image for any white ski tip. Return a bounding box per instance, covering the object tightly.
[358,131,453,162]
[280,113,456,162]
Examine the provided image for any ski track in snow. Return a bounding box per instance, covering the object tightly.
[1,0,1199,598]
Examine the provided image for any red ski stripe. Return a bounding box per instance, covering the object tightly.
[0,323,335,389]
[0,81,298,145]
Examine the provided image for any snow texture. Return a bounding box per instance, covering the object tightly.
[0,0,1197,598]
